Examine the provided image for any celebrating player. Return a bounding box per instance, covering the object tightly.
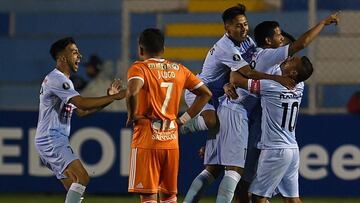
[35,37,126,203]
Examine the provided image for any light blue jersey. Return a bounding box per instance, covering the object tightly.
[219,45,289,113]
[35,68,79,140]
[198,33,256,104]
[255,79,304,149]
[218,45,290,182]
[249,77,303,198]
[35,68,80,179]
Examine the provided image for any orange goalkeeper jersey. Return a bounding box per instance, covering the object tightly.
[127,58,203,149]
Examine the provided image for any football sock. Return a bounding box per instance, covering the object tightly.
[65,183,86,203]
[180,115,208,135]
[160,195,177,203]
[216,170,241,203]
[183,169,215,203]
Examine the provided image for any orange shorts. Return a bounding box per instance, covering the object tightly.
[128,148,179,194]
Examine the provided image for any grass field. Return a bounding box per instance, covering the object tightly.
[0,194,359,203]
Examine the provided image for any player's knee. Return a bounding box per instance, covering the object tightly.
[204,115,218,130]
[201,110,218,129]
[77,172,90,186]
[284,197,301,203]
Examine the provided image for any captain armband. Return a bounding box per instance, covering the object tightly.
[248,79,260,95]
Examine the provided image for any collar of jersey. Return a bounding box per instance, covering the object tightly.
[145,58,166,62]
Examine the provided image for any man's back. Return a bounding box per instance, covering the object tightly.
[251,79,304,149]
[127,58,202,149]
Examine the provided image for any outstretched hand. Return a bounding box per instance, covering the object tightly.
[322,11,340,26]
[107,79,123,96]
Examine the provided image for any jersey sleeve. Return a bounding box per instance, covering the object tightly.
[127,63,145,83]
[258,80,281,96]
[183,66,204,91]
[217,45,249,72]
[48,75,79,104]
[257,45,289,70]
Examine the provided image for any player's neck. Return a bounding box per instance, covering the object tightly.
[56,64,71,78]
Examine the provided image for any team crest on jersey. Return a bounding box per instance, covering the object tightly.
[233,54,241,61]
[63,82,70,90]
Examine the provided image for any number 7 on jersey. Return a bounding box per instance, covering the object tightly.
[160,82,174,114]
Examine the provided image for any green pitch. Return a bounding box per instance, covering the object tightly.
[0,194,359,203]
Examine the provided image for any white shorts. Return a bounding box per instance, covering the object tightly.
[249,148,300,198]
[35,135,78,179]
[204,105,248,168]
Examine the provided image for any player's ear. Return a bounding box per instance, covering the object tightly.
[265,37,272,46]
[290,70,298,78]
[138,45,144,56]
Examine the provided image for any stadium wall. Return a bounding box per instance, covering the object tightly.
[0,111,359,196]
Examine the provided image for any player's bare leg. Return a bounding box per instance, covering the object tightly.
[234,179,251,203]
[61,159,89,203]
[252,194,269,203]
[283,197,302,203]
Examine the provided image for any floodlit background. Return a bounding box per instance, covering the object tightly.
[0,0,359,202]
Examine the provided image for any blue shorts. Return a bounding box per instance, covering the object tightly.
[204,105,248,168]
[35,134,78,179]
[249,148,300,198]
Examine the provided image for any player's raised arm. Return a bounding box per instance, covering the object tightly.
[69,85,126,111]
[288,11,340,56]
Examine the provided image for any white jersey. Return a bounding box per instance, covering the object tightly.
[220,45,290,112]
[249,78,304,149]
[198,33,256,100]
[35,69,79,139]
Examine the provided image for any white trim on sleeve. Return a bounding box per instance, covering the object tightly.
[128,76,144,83]
[191,81,204,90]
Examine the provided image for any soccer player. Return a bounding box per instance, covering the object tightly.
[35,37,126,203]
[230,55,313,203]
[230,13,339,203]
[181,4,294,136]
[126,28,212,203]
[183,5,296,203]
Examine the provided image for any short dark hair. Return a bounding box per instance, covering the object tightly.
[222,4,246,24]
[49,37,76,61]
[295,56,313,83]
[138,28,164,54]
[254,21,280,47]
